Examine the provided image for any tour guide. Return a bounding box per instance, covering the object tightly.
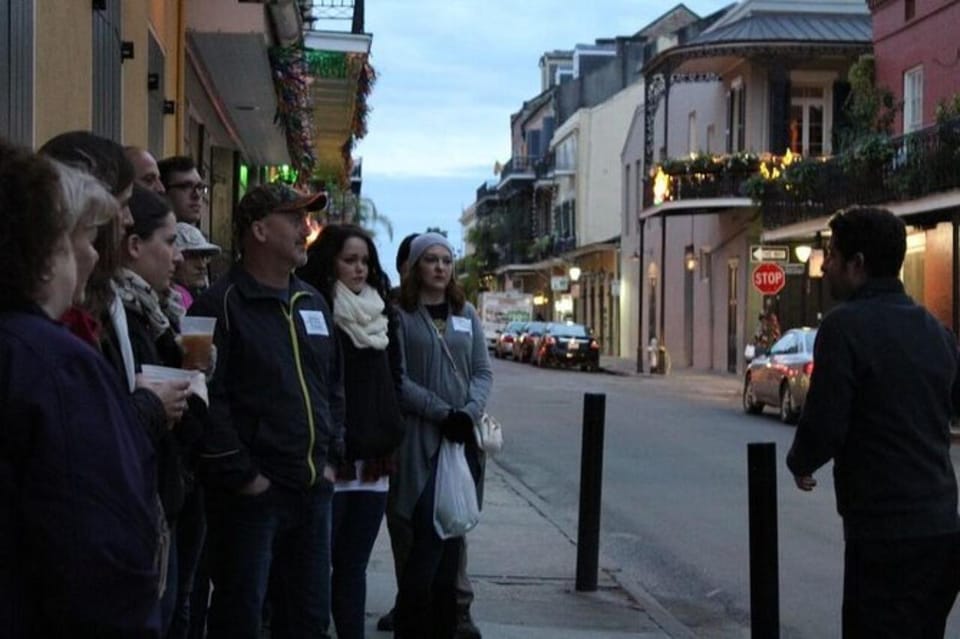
[787,206,960,638]
[190,183,345,639]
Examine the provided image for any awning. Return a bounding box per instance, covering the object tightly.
[639,197,754,221]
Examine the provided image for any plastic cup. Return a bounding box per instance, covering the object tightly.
[180,316,216,371]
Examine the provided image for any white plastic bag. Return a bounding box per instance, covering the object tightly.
[433,440,480,540]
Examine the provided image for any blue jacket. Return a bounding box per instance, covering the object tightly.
[190,266,345,491]
[0,305,160,637]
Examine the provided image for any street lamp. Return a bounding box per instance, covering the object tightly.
[568,266,582,282]
[794,244,812,263]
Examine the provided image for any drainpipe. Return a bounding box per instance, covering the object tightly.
[636,218,646,373]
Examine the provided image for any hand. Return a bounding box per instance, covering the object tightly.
[441,410,474,444]
[136,376,191,427]
[794,474,817,491]
[238,473,271,496]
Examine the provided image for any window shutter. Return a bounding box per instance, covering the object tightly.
[92,0,122,141]
[1,0,34,145]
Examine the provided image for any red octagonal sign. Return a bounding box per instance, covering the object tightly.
[752,262,786,296]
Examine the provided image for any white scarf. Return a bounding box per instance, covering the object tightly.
[333,281,389,350]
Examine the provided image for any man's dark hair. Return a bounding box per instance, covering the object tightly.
[157,155,197,188]
[0,138,68,308]
[828,207,906,278]
[39,130,134,196]
[395,232,420,273]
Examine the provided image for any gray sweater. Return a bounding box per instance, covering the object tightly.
[391,301,493,519]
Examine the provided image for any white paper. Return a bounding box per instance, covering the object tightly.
[140,364,209,406]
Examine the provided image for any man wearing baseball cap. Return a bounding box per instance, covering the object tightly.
[189,183,342,638]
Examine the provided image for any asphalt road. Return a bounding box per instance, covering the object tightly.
[485,357,960,638]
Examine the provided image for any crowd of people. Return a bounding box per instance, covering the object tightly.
[0,133,491,639]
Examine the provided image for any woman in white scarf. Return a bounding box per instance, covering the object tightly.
[298,224,405,639]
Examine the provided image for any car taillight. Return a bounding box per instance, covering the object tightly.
[803,361,814,376]
[503,335,514,343]
[589,340,599,350]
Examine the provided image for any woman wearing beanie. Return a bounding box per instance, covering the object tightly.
[298,224,405,639]
[390,232,492,639]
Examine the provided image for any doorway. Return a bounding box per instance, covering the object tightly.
[727,259,739,373]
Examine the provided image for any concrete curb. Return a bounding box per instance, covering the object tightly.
[490,458,699,639]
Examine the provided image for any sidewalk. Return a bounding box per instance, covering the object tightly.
[361,460,695,638]
[599,355,743,394]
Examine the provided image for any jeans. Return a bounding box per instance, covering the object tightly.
[843,531,960,638]
[394,463,462,639]
[331,490,388,639]
[167,486,206,639]
[204,481,334,639]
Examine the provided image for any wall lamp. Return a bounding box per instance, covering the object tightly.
[568,266,582,282]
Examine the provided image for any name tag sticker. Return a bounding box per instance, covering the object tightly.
[299,310,329,336]
[451,316,472,334]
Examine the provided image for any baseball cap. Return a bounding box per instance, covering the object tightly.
[175,222,221,256]
[235,183,328,235]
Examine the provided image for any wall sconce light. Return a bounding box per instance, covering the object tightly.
[533,294,548,305]
[568,266,582,282]
[684,246,697,272]
[794,244,813,264]
[807,249,824,278]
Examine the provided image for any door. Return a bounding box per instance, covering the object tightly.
[684,249,694,367]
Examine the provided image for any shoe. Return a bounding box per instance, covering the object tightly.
[453,609,481,639]
[376,608,394,632]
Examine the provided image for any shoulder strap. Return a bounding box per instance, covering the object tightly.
[432,322,470,395]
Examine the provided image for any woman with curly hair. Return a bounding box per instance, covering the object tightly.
[0,138,161,636]
[299,224,405,639]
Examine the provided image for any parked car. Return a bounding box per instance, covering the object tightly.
[533,322,600,371]
[515,321,547,363]
[494,320,527,359]
[742,327,817,424]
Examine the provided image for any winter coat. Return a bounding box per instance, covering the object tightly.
[0,304,160,637]
[390,301,492,520]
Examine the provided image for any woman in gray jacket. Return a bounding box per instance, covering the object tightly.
[391,233,492,639]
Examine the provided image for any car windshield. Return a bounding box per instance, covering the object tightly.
[802,330,817,353]
[524,322,546,333]
[550,324,589,338]
[506,321,525,332]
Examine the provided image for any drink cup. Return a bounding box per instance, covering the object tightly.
[180,316,216,371]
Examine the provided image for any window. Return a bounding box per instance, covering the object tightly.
[903,66,924,133]
[0,0,34,145]
[728,81,746,152]
[788,86,826,156]
[688,111,698,154]
[905,0,915,20]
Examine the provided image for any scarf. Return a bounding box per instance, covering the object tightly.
[332,281,389,350]
[61,306,102,348]
[115,268,186,340]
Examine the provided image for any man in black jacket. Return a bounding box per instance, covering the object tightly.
[787,207,960,637]
[190,183,344,639]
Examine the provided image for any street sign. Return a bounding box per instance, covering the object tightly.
[750,245,789,263]
[783,263,806,276]
[752,262,786,295]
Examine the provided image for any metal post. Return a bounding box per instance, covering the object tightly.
[748,442,780,638]
[637,218,646,373]
[576,393,606,592]
[659,213,667,352]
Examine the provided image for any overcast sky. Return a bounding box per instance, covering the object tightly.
[354,1,730,282]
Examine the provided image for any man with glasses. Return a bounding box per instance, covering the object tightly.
[159,156,207,225]
[787,207,960,637]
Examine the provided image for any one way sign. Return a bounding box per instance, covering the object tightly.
[750,245,789,263]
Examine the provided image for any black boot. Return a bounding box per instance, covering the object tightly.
[377,607,394,632]
[453,608,481,639]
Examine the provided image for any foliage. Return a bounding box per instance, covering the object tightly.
[323,183,393,240]
[936,93,960,124]
[836,54,898,154]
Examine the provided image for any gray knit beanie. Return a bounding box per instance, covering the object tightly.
[407,232,455,267]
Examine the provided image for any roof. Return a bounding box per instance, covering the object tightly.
[689,12,871,44]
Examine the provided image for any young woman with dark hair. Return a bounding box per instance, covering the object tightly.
[390,232,492,639]
[299,224,405,639]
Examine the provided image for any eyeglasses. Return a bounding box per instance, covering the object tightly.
[421,254,453,266]
[168,181,209,196]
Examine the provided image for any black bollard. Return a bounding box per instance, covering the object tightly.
[748,442,780,638]
[576,393,606,592]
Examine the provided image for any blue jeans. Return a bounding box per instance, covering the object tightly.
[331,490,388,639]
[204,481,334,639]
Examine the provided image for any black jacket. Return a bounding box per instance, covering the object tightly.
[337,304,405,461]
[190,265,345,491]
[787,278,960,540]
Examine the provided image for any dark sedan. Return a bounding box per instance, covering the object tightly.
[533,322,600,371]
[742,327,817,424]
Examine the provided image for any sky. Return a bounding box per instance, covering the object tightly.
[354,0,730,283]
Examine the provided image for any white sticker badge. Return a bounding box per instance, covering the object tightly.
[451,316,472,334]
[299,310,329,336]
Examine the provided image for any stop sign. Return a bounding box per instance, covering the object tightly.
[752,262,786,295]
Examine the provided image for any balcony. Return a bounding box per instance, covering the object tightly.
[641,153,761,209]
[498,156,536,184]
[534,150,555,181]
[761,116,960,229]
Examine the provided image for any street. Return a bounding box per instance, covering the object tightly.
[485,358,960,638]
